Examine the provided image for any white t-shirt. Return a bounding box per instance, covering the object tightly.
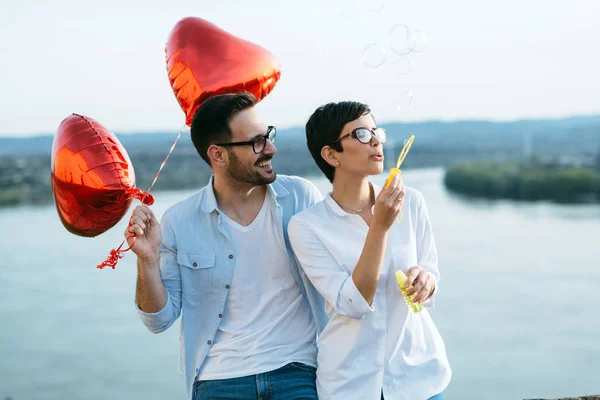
[197,197,317,380]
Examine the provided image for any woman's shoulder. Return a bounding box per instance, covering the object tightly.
[404,185,425,203]
[290,197,328,222]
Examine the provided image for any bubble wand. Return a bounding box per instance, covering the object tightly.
[384,135,423,313]
[384,135,414,224]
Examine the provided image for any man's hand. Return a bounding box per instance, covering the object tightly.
[125,205,162,262]
[404,266,435,303]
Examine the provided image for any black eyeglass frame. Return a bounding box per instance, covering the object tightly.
[333,127,387,145]
[215,126,277,154]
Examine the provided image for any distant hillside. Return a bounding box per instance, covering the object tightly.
[1,115,599,207]
[2,114,600,157]
[0,132,179,156]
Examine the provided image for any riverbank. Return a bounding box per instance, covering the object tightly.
[444,161,600,203]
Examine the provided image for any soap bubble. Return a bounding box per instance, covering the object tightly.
[393,56,414,75]
[355,0,387,12]
[389,24,416,56]
[410,30,428,53]
[362,44,387,68]
[397,91,413,112]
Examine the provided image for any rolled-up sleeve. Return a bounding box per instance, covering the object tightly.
[415,192,440,308]
[288,216,374,320]
[136,212,182,333]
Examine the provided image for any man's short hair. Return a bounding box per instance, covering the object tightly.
[190,93,257,165]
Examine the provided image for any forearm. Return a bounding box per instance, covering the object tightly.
[135,256,168,313]
[351,224,388,305]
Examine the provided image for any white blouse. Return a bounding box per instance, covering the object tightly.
[288,184,451,400]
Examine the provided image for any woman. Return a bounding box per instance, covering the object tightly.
[288,101,451,400]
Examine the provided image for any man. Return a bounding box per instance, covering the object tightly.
[126,93,327,400]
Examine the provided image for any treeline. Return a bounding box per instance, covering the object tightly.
[2,115,600,207]
[444,161,600,203]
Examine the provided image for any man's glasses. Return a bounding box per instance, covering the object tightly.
[215,126,277,154]
[333,127,387,145]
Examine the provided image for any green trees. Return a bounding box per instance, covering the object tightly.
[444,162,600,203]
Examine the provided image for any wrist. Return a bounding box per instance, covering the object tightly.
[368,223,389,238]
[138,253,159,269]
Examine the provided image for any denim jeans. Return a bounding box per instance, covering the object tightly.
[192,362,317,400]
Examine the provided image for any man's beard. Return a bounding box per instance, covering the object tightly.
[226,150,276,186]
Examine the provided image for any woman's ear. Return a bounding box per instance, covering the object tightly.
[321,145,340,168]
[207,144,228,167]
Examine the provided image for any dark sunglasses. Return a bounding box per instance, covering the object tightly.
[333,127,387,145]
[215,126,277,154]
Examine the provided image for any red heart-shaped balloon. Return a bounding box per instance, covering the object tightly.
[51,114,153,237]
[166,17,281,126]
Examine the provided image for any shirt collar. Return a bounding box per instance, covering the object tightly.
[200,175,289,214]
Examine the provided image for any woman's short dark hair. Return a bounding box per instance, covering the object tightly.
[305,101,371,182]
[190,93,257,165]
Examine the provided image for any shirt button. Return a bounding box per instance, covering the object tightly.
[207,340,212,345]
[228,254,234,259]
[225,285,230,289]
[218,314,223,318]
[192,262,197,267]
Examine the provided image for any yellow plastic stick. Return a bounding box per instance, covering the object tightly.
[395,270,423,313]
[384,135,414,223]
[384,135,414,187]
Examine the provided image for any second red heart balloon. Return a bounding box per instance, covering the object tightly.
[166,17,282,126]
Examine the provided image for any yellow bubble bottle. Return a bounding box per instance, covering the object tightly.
[384,135,414,223]
[395,270,424,313]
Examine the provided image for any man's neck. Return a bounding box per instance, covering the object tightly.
[212,175,268,226]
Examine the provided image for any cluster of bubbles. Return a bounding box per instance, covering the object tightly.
[361,24,428,74]
[352,0,427,112]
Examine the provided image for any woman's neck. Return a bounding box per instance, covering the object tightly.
[330,173,372,213]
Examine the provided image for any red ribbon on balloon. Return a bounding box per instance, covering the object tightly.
[52,16,282,269]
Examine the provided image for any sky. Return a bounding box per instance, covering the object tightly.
[1,0,600,137]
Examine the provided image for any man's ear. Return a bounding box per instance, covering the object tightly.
[207,144,228,167]
[321,145,340,168]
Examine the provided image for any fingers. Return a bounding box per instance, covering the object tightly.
[413,280,433,303]
[383,182,405,206]
[380,173,402,198]
[126,206,153,238]
[404,267,434,303]
[145,206,158,224]
[404,266,420,288]
[394,184,406,209]
[132,205,151,222]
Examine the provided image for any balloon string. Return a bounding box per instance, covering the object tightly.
[98,125,186,270]
[147,125,186,193]
[96,233,136,270]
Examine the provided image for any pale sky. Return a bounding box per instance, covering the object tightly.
[1,0,600,136]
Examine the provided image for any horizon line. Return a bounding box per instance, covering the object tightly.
[1,112,599,139]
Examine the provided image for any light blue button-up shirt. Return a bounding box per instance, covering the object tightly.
[136,175,328,399]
